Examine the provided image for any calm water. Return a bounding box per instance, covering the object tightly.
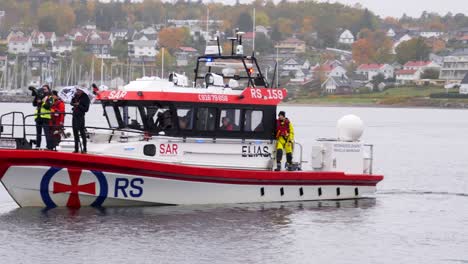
[0,103,467,263]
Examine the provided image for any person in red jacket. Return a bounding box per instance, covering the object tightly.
[50,91,65,149]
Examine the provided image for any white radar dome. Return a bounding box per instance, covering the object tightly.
[337,114,364,141]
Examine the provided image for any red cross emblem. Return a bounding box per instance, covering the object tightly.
[53,168,96,208]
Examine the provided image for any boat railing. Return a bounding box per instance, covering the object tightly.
[0,111,146,148]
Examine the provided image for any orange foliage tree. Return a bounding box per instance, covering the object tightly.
[352,29,393,65]
[158,27,191,52]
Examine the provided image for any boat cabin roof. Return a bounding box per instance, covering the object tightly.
[97,87,287,106]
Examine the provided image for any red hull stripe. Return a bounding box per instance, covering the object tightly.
[0,150,383,186]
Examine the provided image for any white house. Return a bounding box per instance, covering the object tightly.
[459,73,468,94]
[440,49,468,81]
[282,58,302,71]
[129,40,158,58]
[52,40,73,54]
[338,29,355,45]
[31,31,56,45]
[396,69,421,84]
[255,25,269,36]
[403,60,440,70]
[8,36,32,54]
[356,64,394,80]
[321,76,353,94]
[386,28,396,38]
[419,31,444,38]
[311,64,347,80]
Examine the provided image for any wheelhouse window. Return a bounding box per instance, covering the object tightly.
[120,106,144,130]
[244,110,264,132]
[196,107,217,131]
[104,105,119,128]
[152,106,172,131]
[219,109,240,131]
[177,108,194,130]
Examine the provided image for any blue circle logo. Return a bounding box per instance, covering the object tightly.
[40,167,108,208]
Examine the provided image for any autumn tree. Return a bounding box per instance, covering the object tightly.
[255,11,270,27]
[395,38,431,64]
[352,39,373,65]
[352,29,393,65]
[158,27,191,52]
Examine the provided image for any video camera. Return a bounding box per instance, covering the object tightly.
[29,86,46,99]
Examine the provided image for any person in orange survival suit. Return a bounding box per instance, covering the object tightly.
[275,111,294,171]
[50,90,65,149]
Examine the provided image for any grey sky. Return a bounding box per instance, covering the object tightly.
[318,0,468,18]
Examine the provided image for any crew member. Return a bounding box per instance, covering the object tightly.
[50,90,65,149]
[220,117,233,131]
[33,84,55,150]
[71,88,90,153]
[275,111,294,171]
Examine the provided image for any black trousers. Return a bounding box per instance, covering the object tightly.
[36,118,53,150]
[72,115,87,152]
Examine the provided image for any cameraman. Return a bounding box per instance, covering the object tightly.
[32,84,55,150]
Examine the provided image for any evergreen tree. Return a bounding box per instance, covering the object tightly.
[237,12,253,32]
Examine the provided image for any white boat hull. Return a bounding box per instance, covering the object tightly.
[0,150,383,208]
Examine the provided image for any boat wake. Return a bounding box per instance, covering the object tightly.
[378,189,468,197]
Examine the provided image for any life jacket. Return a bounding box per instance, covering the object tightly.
[34,98,53,120]
[51,99,65,125]
[276,118,290,138]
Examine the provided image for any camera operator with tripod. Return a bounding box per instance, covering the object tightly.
[31,84,55,150]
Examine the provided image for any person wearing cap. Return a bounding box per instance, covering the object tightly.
[275,111,294,171]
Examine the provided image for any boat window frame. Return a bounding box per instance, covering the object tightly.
[101,100,276,140]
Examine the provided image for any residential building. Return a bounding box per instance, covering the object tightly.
[88,39,112,56]
[111,28,130,41]
[311,64,347,80]
[459,73,468,94]
[175,46,198,67]
[8,36,32,54]
[338,29,355,44]
[396,69,421,84]
[31,31,56,45]
[440,49,468,81]
[419,31,444,38]
[255,25,269,36]
[321,76,353,94]
[403,61,441,71]
[28,50,53,70]
[386,28,396,38]
[129,40,157,58]
[275,37,306,54]
[356,64,394,80]
[52,40,73,54]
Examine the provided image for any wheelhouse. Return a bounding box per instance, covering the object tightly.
[101,100,277,140]
[98,32,285,140]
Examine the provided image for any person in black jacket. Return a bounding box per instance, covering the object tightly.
[71,89,90,153]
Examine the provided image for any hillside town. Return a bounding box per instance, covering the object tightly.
[1,1,468,102]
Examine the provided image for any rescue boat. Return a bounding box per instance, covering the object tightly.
[0,33,383,208]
